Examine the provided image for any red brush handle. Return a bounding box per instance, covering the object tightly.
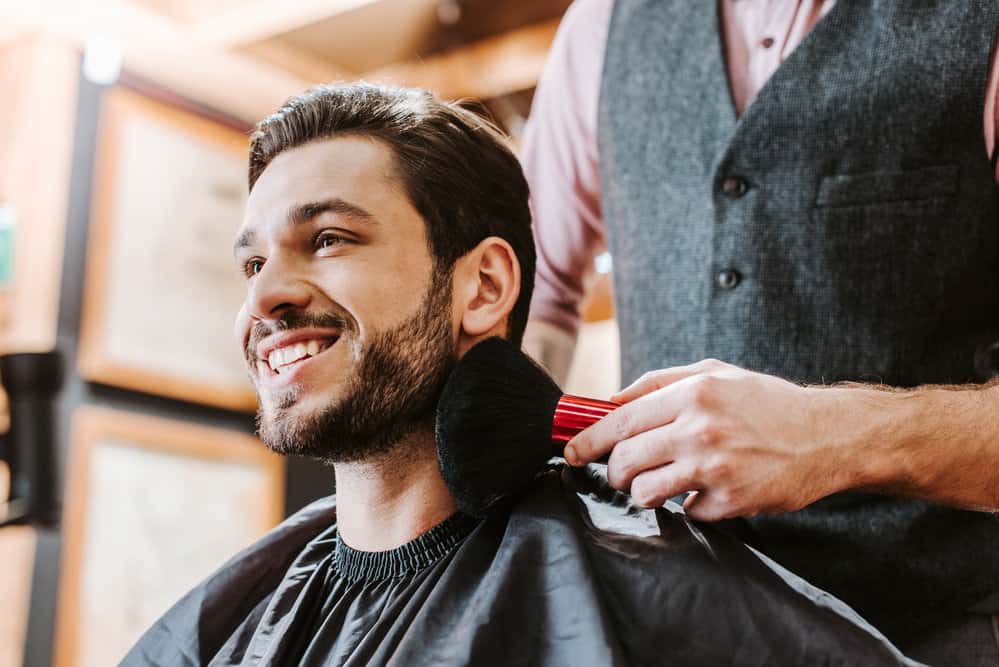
[551,394,620,449]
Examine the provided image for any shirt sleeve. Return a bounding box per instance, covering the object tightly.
[521,0,614,337]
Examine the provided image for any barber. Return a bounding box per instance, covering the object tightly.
[521,1,999,664]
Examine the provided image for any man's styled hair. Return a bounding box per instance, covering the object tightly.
[248,83,535,347]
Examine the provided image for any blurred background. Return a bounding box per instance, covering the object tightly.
[0,1,618,665]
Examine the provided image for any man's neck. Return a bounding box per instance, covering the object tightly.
[333,429,458,552]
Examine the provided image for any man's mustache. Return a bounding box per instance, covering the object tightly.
[246,311,354,363]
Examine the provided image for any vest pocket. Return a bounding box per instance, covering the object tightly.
[808,166,962,345]
[815,164,959,208]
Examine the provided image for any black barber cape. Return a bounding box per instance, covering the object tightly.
[122,465,922,666]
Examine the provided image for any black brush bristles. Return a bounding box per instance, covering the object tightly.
[435,336,563,517]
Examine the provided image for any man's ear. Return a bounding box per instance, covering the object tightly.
[453,236,521,347]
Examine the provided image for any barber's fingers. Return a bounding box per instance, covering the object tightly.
[682,491,701,513]
[566,385,683,465]
[682,488,752,523]
[604,425,680,491]
[611,358,731,404]
[683,490,726,522]
[628,462,700,509]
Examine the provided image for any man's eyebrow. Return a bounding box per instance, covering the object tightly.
[233,198,375,256]
[233,229,255,256]
[289,198,377,227]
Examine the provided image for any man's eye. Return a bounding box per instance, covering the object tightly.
[242,259,264,278]
[315,231,349,251]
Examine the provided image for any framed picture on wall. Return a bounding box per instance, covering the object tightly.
[53,407,284,667]
[78,87,257,411]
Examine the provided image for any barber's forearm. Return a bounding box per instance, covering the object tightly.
[828,380,999,511]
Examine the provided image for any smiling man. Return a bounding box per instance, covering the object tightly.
[122,84,923,666]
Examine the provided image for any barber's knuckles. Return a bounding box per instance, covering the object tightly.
[630,465,691,508]
[606,428,670,490]
[573,370,736,464]
[569,393,651,461]
[616,359,731,401]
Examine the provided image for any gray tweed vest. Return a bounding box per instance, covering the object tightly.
[598,0,999,645]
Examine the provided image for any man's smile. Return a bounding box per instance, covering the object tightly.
[254,328,343,385]
[267,339,334,373]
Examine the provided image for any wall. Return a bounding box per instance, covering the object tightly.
[0,35,332,666]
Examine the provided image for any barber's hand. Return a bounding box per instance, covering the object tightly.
[564,359,856,521]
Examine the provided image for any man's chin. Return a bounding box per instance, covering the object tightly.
[257,378,342,412]
[256,391,336,454]
[256,408,320,458]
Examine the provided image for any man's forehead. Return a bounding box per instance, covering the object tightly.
[247,136,397,210]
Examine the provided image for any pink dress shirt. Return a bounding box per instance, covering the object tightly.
[523,0,999,336]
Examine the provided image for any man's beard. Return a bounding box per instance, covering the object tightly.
[253,270,456,464]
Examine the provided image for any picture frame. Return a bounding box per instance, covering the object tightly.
[53,407,284,667]
[78,87,257,411]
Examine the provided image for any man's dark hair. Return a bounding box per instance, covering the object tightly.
[248,82,535,347]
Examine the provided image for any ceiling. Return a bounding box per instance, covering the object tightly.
[0,0,570,125]
[134,0,572,76]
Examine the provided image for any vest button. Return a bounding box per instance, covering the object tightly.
[716,269,741,289]
[722,177,748,197]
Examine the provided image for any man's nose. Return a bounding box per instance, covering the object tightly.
[245,256,312,319]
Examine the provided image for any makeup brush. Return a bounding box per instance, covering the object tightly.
[435,336,618,517]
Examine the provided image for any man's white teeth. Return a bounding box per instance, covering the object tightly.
[267,339,333,373]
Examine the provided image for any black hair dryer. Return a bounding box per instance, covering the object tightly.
[0,350,63,527]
